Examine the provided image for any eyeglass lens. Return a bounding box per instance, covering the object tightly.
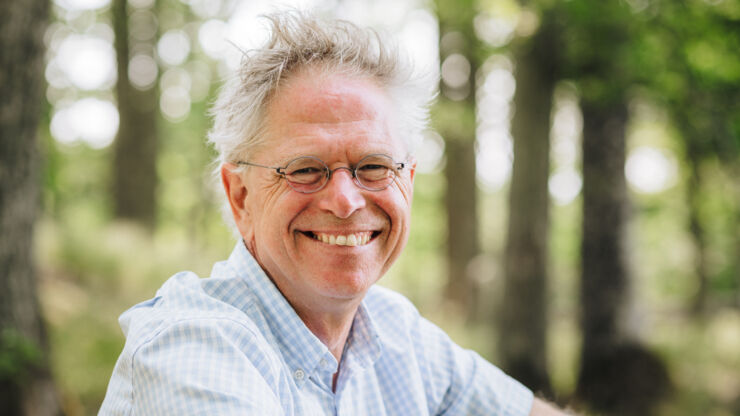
[283,154,398,193]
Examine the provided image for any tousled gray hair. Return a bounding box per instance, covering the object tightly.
[207,10,431,168]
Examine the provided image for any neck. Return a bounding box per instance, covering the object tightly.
[243,240,361,360]
[294,301,359,361]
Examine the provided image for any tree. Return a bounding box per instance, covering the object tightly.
[497,6,561,395]
[112,0,159,228]
[650,0,740,314]
[0,0,62,414]
[434,0,482,318]
[563,1,671,413]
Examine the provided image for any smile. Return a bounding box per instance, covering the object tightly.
[307,231,375,246]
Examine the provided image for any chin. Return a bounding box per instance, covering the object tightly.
[316,272,377,300]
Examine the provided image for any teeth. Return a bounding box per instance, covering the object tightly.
[312,232,372,247]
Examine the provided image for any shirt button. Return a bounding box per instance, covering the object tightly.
[294,369,305,380]
[319,359,328,368]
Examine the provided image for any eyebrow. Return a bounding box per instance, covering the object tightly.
[266,151,401,166]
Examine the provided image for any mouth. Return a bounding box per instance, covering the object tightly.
[300,230,380,247]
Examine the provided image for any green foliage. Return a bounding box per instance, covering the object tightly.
[559,0,639,103]
[0,329,42,385]
[435,0,476,30]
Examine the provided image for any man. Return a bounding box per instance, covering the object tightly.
[100,10,569,415]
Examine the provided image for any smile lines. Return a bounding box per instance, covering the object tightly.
[310,231,373,246]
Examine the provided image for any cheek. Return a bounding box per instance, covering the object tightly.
[252,193,311,241]
[378,193,412,237]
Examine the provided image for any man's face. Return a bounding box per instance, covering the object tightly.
[223,69,415,313]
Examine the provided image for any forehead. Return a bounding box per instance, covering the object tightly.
[258,68,404,159]
[275,69,389,121]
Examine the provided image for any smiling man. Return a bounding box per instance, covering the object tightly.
[100,10,568,416]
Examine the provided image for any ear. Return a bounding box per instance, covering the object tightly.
[221,163,251,234]
[406,157,417,183]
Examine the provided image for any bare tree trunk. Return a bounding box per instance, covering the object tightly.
[112,0,158,228]
[686,151,710,315]
[443,130,479,313]
[576,100,669,415]
[580,100,630,369]
[435,0,480,319]
[497,17,559,396]
[0,0,62,415]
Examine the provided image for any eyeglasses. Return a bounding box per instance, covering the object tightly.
[236,153,406,194]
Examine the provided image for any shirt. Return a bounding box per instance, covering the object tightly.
[99,241,533,415]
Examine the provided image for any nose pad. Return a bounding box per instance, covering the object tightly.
[318,168,366,218]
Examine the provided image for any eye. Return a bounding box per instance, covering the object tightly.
[358,164,388,171]
[290,166,324,175]
[284,156,328,178]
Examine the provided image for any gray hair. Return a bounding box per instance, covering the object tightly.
[207,10,431,168]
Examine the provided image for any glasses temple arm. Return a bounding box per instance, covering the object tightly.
[236,161,286,176]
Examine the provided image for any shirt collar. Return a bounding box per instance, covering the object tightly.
[225,242,337,387]
[346,301,383,369]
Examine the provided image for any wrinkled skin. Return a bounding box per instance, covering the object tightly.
[222,68,416,339]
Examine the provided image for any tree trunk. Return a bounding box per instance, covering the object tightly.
[579,99,630,355]
[686,151,710,315]
[435,0,480,319]
[497,18,558,396]
[576,99,669,415]
[112,0,158,228]
[443,128,480,313]
[0,0,62,415]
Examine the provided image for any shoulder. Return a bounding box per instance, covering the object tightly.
[364,285,449,360]
[364,285,427,343]
[100,271,285,414]
[119,271,260,345]
[363,288,534,415]
[365,285,420,321]
[103,315,285,414]
[129,312,282,385]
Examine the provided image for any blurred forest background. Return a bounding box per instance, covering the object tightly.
[1,0,739,415]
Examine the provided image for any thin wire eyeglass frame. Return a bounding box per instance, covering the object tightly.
[235,153,407,194]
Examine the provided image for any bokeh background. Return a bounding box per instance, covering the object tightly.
[2,0,739,415]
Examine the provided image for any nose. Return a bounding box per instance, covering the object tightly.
[316,168,366,218]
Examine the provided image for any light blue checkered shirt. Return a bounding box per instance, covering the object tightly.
[99,242,533,415]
